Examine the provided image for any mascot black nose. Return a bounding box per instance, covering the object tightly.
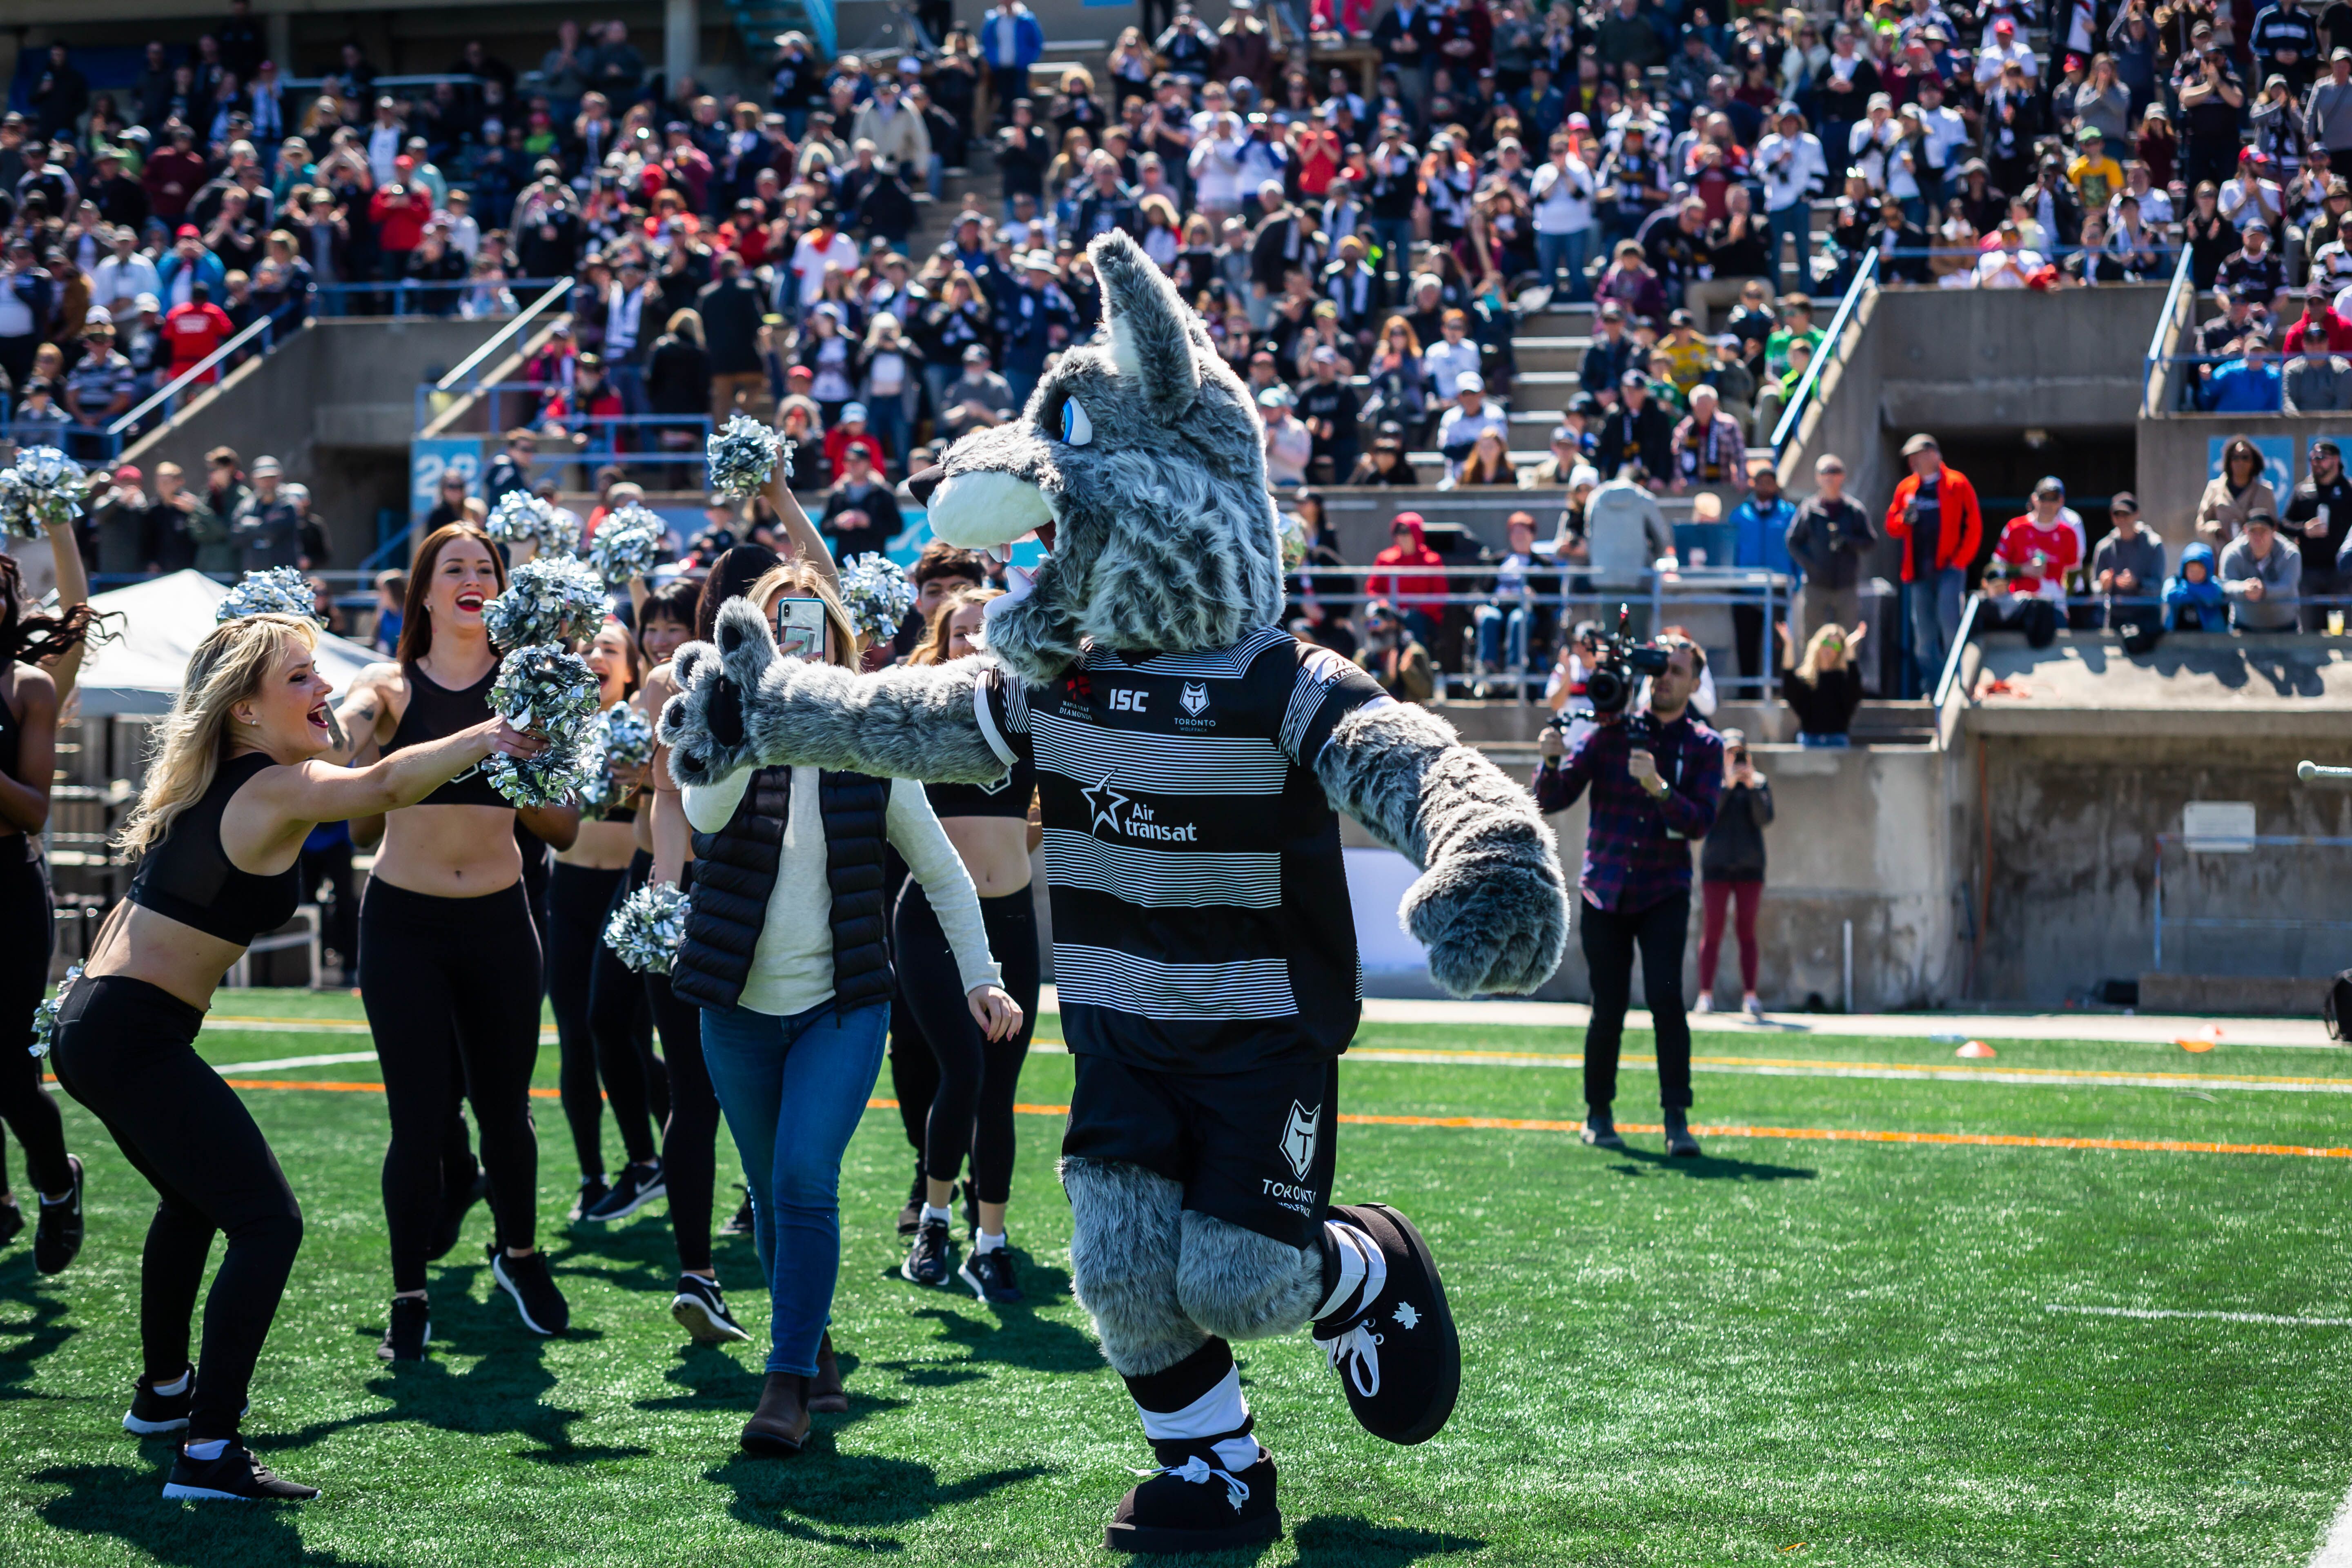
[904,465,945,506]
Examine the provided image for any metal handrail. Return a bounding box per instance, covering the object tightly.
[2143,246,2194,416]
[107,313,276,439]
[435,278,577,392]
[1771,248,1877,457]
[1930,590,1982,710]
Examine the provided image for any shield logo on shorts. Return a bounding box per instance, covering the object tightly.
[1180,680,1210,717]
[1279,1100,1321,1182]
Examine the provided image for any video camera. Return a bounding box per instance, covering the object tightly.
[1569,605,1672,719]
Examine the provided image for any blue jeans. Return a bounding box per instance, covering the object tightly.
[1535,229,1592,301]
[699,998,890,1375]
[1473,602,1530,673]
[1905,567,1966,695]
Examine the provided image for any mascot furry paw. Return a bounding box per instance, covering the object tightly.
[663,229,1568,1554]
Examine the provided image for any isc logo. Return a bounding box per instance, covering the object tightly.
[1108,689,1147,713]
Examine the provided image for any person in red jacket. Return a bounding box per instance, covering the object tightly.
[1993,476,2084,603]
[1882,432,1982,688]
[163,282,235,384]
[1365,510,1449,646]
[369,172,429,286]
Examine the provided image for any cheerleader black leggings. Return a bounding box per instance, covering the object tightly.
[891,882,1041,1206]
[0,850,71,1196]
[630,853,720,1272]
[546,861,668,1178]
[360,878,543,1294]
[50,976,302,1444]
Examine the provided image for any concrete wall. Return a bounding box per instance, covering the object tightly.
[122,318,512,568]
[1869,283,2163,436]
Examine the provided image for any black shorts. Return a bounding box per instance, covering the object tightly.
[1062,1053,1339,1251]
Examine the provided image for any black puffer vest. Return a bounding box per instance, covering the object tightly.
[670,766,894,1015]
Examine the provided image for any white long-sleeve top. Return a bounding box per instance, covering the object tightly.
[683,768,1000,1017]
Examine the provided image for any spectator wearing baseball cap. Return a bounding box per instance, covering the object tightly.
[2285,439,2352,627]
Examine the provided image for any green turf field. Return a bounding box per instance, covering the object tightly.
[5,990,2352,1566]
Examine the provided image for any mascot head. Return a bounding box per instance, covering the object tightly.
[909,229,1286,685]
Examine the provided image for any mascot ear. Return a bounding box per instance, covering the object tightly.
[1089,229,1202,414]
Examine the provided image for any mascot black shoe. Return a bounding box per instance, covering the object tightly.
[657,228,1568,1554]
[1311,1203,1461,1445]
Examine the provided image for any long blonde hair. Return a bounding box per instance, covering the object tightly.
[748,559,862,666]
[117,614,317,859]
[907,584,1003,666]
[1793,622,1851,686]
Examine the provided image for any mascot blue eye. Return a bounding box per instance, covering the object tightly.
[1059,398,1094,447]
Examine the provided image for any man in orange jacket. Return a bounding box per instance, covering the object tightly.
[1883,432,1982,687]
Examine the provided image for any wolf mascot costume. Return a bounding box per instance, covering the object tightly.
[661,231,1568,1554]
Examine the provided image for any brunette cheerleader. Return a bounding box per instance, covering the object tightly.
[334,524,582,1358]
[55,613,538,1499]
[0,519,100,1272]
[890,588,1044,1303]
[549,621,670,1223]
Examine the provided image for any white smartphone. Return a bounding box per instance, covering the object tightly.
[774,597,829,660]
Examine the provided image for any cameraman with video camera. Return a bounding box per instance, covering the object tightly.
[1532,624,1724,1157]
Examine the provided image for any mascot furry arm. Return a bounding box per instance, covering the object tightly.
[664,590,1563,997]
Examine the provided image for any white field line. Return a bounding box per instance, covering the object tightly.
[2313,1489,2352,1568]
[2046,1304,2352,1327]
[206,1051,381,1074]
[1028,1041,2352,1094]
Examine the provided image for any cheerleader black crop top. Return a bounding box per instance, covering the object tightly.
[127,751,301,945]
[382,660,506,808]
[922,751,1033,819]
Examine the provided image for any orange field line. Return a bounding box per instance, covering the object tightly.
[132,1081,2352,1162]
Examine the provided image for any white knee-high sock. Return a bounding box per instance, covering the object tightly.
[1136,1365,1261,1474]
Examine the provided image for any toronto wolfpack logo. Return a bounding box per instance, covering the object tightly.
[1179,680,1210,717]
[1279,1100,1321,1182]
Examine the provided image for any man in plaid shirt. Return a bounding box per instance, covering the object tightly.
[1532,635,1723,1155]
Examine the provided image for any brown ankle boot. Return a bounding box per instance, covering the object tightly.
[810,1331,847,1413]
[739,1370,810,1454]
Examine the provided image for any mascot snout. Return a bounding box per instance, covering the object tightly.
[924,466,1057,555]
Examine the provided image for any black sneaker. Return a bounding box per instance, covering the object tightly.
[376,1297,431,1361]
[491,1250,570,1336]
[566,1175,610,1224]
[959,1247,1024,1304]
[123,1365,194,1436]
[33,1155,84,1275]
[162,1445,319,1502]
[719,1188,755,1238]
[1311,1203,1461,1447]
[0,1198,22,1247]
[902,1217,955,1286]
[895,1164,926,1237]
[430,1169,491,1260]
[670,1274,751,1343]
[1105,1446,1281,1555]
[1580,1111,1626,1150]
[581,1160,666,1223]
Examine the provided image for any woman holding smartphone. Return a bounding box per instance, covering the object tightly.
[55,612,539,1500]
[669,560,1020,1454]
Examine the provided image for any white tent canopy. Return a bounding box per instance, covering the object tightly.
[73,571,380,717]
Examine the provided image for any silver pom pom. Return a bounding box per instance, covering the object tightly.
[217,567,324,624]
[30,964,81,1058]
[484,490,581,556]
[483,646,605,806]
[604,882,690,973]
[587,504,664,585]
[576,701,655,819]
[482,556,609,651]
[706,414,785,498]
[838,554,917,645]
[0,447,87,540]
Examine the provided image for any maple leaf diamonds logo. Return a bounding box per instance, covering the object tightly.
[1279,1100,1321,1181]
[1393,1301,1421,1331]
[1179,680,1210,717]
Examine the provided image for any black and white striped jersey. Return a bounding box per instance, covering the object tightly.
[974,626,1392,1074]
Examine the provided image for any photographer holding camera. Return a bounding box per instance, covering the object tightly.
[1533,629,1724,1157]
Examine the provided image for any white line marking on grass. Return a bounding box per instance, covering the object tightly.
[2047,1305,2352,1327]
[205,1051,380,1074]
[2313,1490,2352,1568]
